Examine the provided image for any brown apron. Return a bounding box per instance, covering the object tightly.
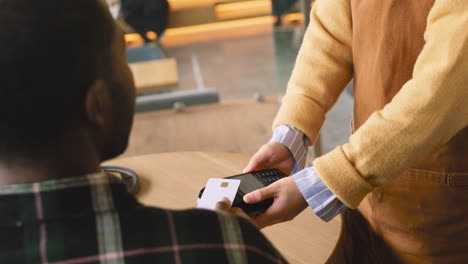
[326,1,468,263]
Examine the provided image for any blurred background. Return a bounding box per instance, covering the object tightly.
[106,0,353,165]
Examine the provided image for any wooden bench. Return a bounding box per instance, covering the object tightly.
[129,58,179,94]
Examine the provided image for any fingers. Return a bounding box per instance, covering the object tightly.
[242,160,259,174]
[214,198,255,225]
[214,197,231,212]
[253,213,281,229]
[230,207,252,222]
[243,183,278,204]
[243,145,271,173]
[249,177,308,229]
[243,142,295,173]
[248,196,285,229]
[243,154,266,173]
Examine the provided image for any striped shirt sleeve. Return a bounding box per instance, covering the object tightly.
[269,125,309,174]
[271,125,347,222]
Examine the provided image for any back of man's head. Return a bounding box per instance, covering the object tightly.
[0,0,116,157]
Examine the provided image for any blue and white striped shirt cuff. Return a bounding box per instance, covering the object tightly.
[269,125,309,174]
[271,124,347,222]
[293,168,347,222]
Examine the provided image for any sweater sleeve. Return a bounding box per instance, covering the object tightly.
[314,0,468,208]
[272,0,353,145]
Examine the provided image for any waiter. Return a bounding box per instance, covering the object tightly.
[242,0,468,263]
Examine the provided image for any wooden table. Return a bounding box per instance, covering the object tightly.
[103,152,340,264]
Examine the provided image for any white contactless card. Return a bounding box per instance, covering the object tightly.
[197,178,240,210]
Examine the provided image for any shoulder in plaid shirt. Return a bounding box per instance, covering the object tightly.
[0,173,287,264]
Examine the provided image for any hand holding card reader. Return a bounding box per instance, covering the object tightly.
[198,169,287,214]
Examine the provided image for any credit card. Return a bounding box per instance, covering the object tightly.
[197,178,241,210]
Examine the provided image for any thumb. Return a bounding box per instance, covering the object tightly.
[243,160,260,174]
[243,184,278,204]
[243,151,270,173]
[215,197,231,212]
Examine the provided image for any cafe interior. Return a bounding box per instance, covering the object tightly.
[105,0,354,262]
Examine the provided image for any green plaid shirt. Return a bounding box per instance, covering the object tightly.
[0,173,286,264]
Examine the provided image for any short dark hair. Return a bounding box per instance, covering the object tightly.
[0,0,115,155]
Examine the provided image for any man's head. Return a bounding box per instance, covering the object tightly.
[0,0,135,162]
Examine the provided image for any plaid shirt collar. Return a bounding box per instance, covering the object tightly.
[0,173,135,227]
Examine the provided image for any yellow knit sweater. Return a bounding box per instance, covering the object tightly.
[274,0,468,208]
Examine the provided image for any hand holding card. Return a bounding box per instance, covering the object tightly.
[197,178,240,210]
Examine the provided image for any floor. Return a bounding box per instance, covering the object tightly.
[163,24,279,99]
[122,20,354,165]
[122,97,280,158]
